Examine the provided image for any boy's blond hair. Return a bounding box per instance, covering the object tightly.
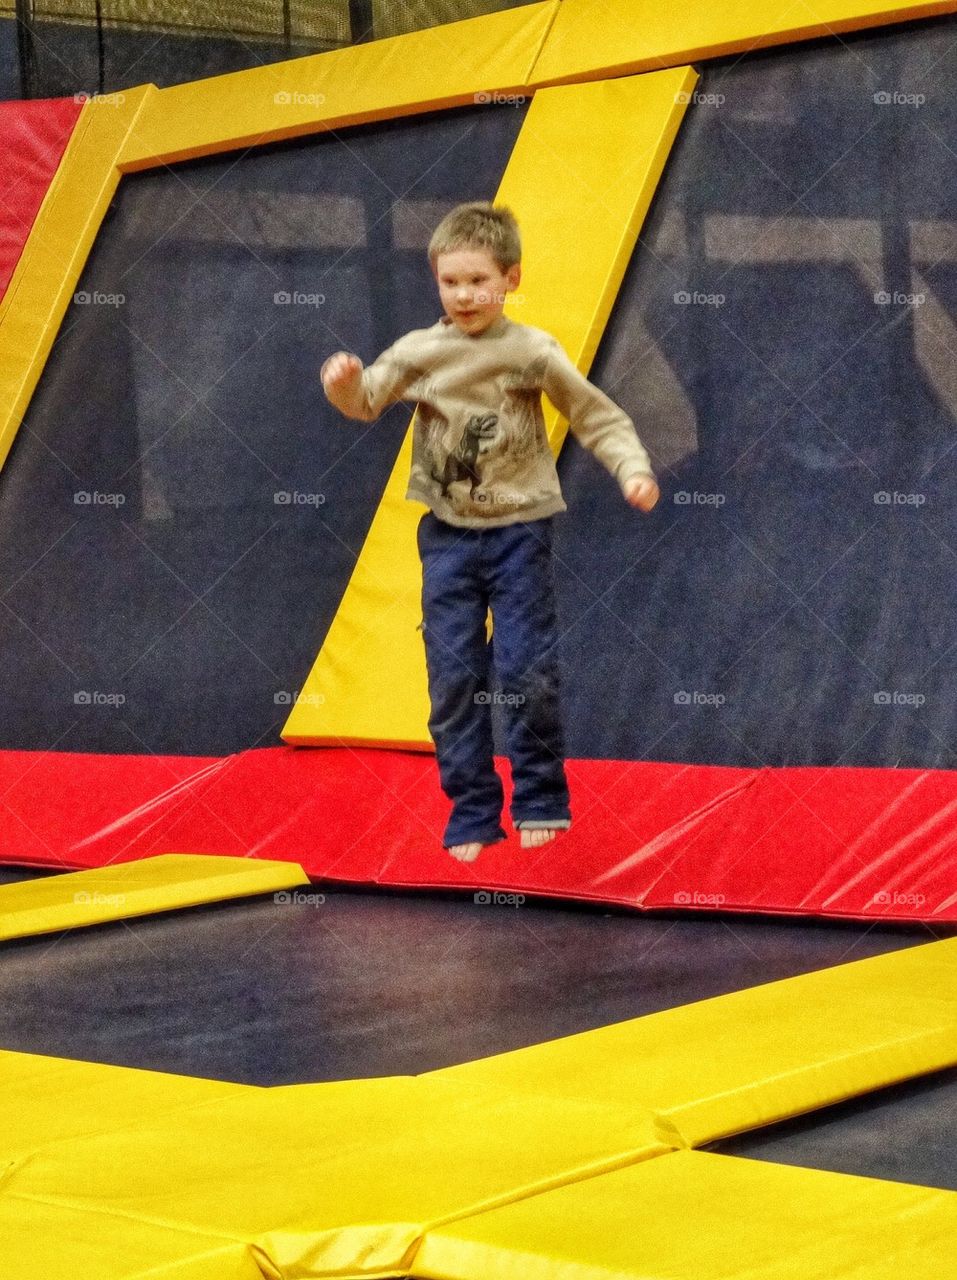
[428,201,521,273]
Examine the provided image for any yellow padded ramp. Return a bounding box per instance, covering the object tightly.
[3,1074,668,1277]
[0,854,309,943]
[412,1149,957,1280]
[282,64,697,746]
[0,1194,265,1280]
[0,1048,251,1168]
[429,937,957,1148]
[117,3,558,169]
[530,0,957,87]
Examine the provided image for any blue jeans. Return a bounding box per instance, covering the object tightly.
[416,511,572,847]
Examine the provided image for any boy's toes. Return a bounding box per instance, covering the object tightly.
[448,841,482,862]
[520,828,558,849]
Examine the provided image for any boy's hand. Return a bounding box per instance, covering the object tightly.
[321,352,363,391]
[623,473,660,512]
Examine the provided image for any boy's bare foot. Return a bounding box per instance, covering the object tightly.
[448,841,483,862]
[520,828,559,849]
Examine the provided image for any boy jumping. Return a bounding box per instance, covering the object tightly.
[321,202,658,863]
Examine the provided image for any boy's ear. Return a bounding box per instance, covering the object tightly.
[507,263,521,290]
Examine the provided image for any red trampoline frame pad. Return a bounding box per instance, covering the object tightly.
[0,747,952,923]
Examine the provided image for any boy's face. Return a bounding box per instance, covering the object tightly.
[433,247,521,335]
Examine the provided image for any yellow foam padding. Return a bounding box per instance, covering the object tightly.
[116,3,558,170]
[0,89,153,472]
[530,0,957,87]
[0,853,309,943]
[0,9,555,483]
[282,64,697,747]
[429,937,957,1148]
[0,1048,251,1168]
[0,1194,265,1280]
[3,1073,669,1277]
[412,1149,957,1280]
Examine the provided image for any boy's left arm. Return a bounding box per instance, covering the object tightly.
[541,335,659,511]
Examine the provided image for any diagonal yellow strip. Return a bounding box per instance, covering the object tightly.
[0,89,154,473]
[282,64,697,747]
[0,1048,252,1176]
[116,2,559,171]
[0,7,557,483]
[0,853,308,944]
[428,936,957,1148]
[530,0,957,88]
[412,1148,957,1280]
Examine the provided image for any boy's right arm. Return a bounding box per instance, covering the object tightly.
[320,338,423,422]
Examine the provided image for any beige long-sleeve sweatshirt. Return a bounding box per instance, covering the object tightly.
[321,313,655,529]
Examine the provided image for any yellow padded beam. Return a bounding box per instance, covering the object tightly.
[0,7,556,482]
[2,1073,669,1277]
[0,853,309,943]
[0,1195,264,1280]
[0,1049,250,1168]
[282,64,697,747]
[530,0,957,87]
[1,940,955,1277]
[430,937,957,1148]
[413,1149,957,1280]
[117,3,559,170]
[0,89,153,472]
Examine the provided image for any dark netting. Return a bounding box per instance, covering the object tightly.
[0,99,528,753]
[554,14,957,767]
[2,15,957,767]
[0,0,541,99]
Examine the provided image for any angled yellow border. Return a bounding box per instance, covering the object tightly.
[2,936,954,1276]
[530,0,957,86]
[281,65,698,747]
[0,87,153,471]
[117,2,560,170]
[0,853,309,944]
[414,1148,957,1280]
[2,0,952,475]
[0,3,559,473]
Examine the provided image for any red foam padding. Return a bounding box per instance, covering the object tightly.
[0,97,84,300]
[0,746,953,923]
